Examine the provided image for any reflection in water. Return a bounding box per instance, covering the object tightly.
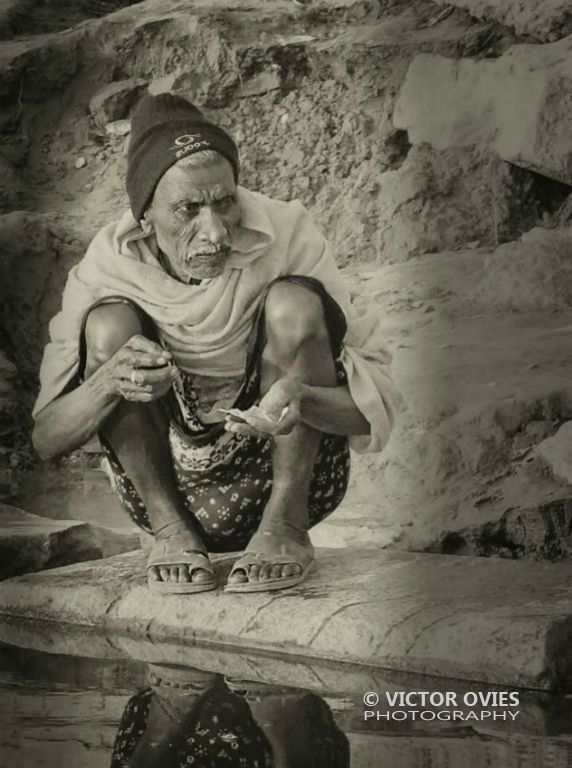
[111,664,349,768]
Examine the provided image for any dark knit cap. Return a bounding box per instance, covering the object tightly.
[126,93,240,221]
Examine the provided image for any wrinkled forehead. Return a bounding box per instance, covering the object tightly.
[153,154,237,206]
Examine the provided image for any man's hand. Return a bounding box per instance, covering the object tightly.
[224,378,301,438]
[102,335,180,403]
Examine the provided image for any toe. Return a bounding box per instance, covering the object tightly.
[259,564,272,581]
[177,565,189,583]
[249,564,261,581]
[228,569,248,584]
[270,564,283,580]
[159,566,170,583]
[191,568,213,585]
[148,566,161,581]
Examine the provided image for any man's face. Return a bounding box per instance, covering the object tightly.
[145,155,240,282]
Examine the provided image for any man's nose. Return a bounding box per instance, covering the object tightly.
[196,206,226,245]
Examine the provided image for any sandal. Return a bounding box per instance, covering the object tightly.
[224,533,314,594]
[148,664,216,693]
[225,678,306,702]
[147,539,216,594]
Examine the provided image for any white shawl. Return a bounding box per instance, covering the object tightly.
[34,186,401,453]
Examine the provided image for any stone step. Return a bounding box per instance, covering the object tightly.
[1,547,572,691]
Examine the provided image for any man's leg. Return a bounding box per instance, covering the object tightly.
[85,303,211,586]
[227,281,338,586]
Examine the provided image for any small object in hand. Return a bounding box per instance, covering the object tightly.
[219,405,289,434]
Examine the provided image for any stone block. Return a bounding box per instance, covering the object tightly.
[3,548,572,689]
[394,36,572,185]
[89,78,148,129]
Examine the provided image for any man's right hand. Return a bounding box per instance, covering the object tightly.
[102,335,180,402]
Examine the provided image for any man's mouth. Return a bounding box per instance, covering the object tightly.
[184,246,230,263]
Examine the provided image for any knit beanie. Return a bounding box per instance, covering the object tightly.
[126,93,240,221]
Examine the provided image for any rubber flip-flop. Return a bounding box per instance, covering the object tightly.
[147,540,216,594]
[224,534,314,593]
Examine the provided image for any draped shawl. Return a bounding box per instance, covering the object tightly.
[34,186,401,453]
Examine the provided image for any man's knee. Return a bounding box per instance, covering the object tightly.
[264,282,328,348]
[85,303,144,372]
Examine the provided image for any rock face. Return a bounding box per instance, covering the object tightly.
[314,223,572,559]
[0,212,62,376]
[0,156,26,212]
[536,422,572,487]
[0,503,102,579]
[434,0,572,42]
[0,503,140,579]
[394,36,572,186]
[89,77,148,129]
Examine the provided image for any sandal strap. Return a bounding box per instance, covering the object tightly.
[229,538,314,576]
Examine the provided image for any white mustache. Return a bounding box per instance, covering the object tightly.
[184,246,229,261]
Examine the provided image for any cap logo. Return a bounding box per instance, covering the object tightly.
[170,133,211,159]
[171,133,202,148]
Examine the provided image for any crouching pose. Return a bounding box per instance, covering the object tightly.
[32,94,400,594]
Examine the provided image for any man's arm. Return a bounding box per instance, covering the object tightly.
[32,336,178,461]
[298,382,370,435]
[32,369,119,460]
[224,377,370,439]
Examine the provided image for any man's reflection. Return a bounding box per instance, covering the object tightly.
[110,664,349,767]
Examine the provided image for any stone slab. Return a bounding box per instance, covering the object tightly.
[2,548,572,690]
[394,36,572,185]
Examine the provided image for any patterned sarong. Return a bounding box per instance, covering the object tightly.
[81,276,351,552]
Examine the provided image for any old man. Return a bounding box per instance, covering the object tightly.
[32,94,400,594]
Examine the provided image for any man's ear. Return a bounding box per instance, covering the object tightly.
[140,212,154,234]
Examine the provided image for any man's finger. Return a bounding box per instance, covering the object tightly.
[121,352,168,368]
[115,363,177,384]
[120,388,154,402]
[119,382,153,395]
[129,366,179,386]
[224,421,271,439]
[126,335,171,360]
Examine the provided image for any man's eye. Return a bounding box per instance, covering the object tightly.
[216,196,234,207]
[178,203,199,216]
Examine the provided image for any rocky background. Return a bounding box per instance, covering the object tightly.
[1,0,572,561]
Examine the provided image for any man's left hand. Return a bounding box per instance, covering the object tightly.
[223,378,301,438]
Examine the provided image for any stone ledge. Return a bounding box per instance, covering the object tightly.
[2,548,572,690]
